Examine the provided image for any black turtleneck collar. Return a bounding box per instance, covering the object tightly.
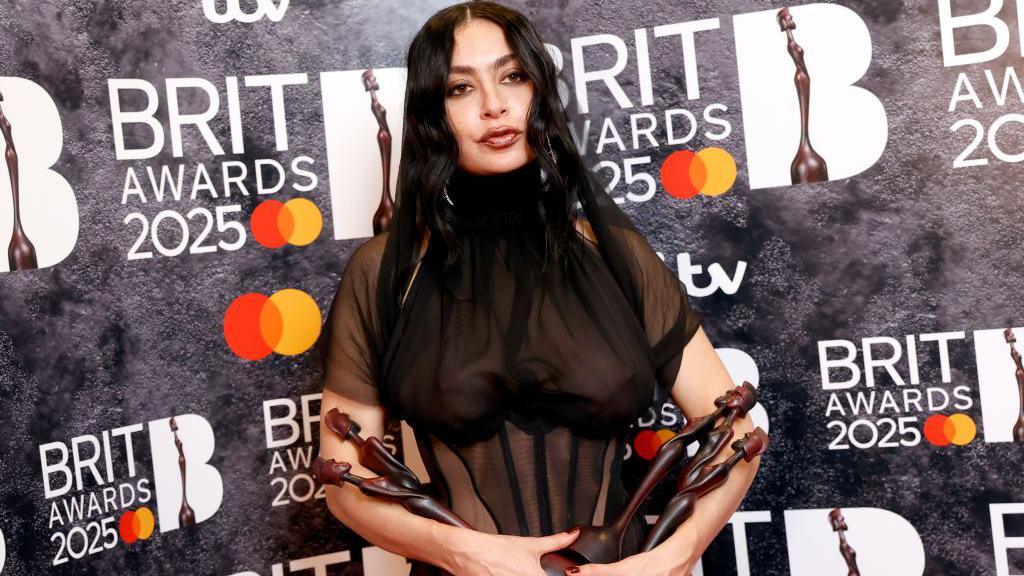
[447,158,544,231]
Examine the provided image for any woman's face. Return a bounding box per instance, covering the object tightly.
[445,18,536,175]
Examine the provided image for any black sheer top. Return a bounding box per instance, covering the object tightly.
[323,158,701,571]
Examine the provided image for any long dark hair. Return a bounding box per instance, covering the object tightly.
[378,1,646,354]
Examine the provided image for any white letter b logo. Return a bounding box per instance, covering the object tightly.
[148,414,224,532]
[733,4,887,189]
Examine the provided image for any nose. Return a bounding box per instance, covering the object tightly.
[479,82,507,119]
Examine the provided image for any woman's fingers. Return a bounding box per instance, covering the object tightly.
[530,526,581,554]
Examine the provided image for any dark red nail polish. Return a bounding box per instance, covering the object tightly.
[566,567,580,574]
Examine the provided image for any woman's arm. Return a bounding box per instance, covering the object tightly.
[321,388,579,575]
[568,326,761,576]
[647,325,762,572]
[317,233,470,569]
[319,388,465,573]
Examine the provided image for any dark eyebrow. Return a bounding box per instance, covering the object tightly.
[449,53,516,75]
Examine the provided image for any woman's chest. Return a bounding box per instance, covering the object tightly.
[383,242,656,444]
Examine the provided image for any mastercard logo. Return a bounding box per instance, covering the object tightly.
[119,507,155,545]
[223,289,322,360]
[661,147,737,199]
[250,198,323,249]
[633,428,678,460]
[923,413,976,446]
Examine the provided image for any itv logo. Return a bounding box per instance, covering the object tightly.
[202,0,290,24]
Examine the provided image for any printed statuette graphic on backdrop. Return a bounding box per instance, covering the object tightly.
[169,417,197,528]
[1003,328,1024,442]
[1,90,37,270]
[777,7,830,184]
[785,508,924,575]
[321,67,406,241]
[830,508,861,576]
[975,327,1024,443]
[0,78,78,273]
[363,68,396,237]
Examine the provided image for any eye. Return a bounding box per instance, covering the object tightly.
[447,82,471,97]
[505,70,526,83]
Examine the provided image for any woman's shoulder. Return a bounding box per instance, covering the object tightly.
[345,232,389,281]
[347,229,430,273]
[357,230,389,256]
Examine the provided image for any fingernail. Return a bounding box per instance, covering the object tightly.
[566,567,580,574]
[570,526,580,534]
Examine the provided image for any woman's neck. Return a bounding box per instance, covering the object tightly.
[447,158,544,229]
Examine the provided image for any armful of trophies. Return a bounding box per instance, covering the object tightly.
[313,382,768,576]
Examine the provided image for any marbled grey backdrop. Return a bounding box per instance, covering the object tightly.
[0,0,1020,574]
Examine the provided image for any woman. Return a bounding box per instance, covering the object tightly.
[318,2,762,575]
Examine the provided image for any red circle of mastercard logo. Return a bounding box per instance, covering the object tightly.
[223,289,322,360]
[661,148,737,199]
[633,428,678,460]
[119,507,155,544]
[250,198,323,249]
[923,413,976,446]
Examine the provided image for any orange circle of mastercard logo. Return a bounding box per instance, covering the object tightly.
[633,428,678,460]
[223,289,322,360]
[119,507,155,545]
[661,148,737,199]
[251,198,323,249]
[923,413,976,446]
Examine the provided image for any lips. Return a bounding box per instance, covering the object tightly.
[480,127,521,148]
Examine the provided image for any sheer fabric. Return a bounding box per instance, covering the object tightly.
[322,157,701,573]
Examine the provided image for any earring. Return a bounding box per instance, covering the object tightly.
[544,130,558,164]
[443,186,454,206]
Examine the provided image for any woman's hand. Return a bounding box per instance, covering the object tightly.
[443,526,581,576]
[562,550,695,576]
[563,526,700,576]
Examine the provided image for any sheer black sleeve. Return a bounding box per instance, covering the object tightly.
[623,228,703,397]
[322,233,388,406]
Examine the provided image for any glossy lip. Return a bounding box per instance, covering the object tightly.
[480,127,521,149]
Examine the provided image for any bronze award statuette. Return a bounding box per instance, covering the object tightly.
[313,407,579,575]
[640,387,764,551]
[641,429,767,553]
[829,508,861,576]
[569,382,760,563]
[169,417,197,527]
[777,7,830,185]
[315,382,768,576]
[362,69,395,237]
[1003,328,1024,442]
[0,89,38,271]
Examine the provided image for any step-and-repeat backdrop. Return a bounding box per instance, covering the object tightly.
[0,0,1022,574]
